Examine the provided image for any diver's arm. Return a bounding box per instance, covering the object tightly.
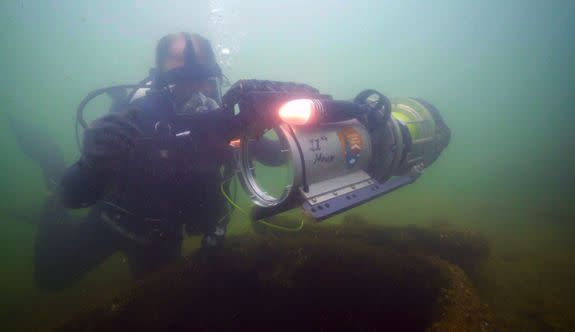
[59,109,141,208]
[58,160,113,208]
[183,107,285,165]
[189,107,285,166]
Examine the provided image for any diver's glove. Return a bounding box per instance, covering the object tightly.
[82,109,142,172]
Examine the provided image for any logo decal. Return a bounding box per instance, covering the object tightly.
[337,127,363,169]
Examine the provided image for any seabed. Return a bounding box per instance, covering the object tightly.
[53,214,492,331]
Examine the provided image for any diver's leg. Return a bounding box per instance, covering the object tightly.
[34,199,120,290]
[123,230,183,280]
[199,190,230,249]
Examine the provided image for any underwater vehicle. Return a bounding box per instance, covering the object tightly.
[76,79,450,222]
[222,80,451,220]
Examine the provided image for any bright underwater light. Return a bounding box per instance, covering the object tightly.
[278,99,316,125]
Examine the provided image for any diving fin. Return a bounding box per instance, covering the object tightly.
[6,112,67,192]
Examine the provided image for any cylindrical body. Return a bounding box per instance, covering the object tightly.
[389,97,451,172]
[291,120,372,185]
[392,98,436,144]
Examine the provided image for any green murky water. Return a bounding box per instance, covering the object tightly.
[1,0,574,330]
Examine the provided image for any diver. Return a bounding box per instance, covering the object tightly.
[34,32,239,290]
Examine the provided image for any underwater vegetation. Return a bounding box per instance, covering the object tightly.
[54,215,492,331]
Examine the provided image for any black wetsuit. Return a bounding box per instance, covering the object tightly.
[35,89,236,290]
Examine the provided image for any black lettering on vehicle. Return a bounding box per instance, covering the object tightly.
[313,153,335,164]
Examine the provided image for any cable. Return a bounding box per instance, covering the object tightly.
[219,177,304,232]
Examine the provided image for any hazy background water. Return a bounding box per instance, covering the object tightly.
[1,0,574,330]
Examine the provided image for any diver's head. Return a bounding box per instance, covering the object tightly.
[154,32,223,110]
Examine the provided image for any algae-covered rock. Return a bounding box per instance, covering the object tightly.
[341,214,490,275]
[54,220,492,332]
[257,214,489,276]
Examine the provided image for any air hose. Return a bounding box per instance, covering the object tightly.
[75,83,152,151]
